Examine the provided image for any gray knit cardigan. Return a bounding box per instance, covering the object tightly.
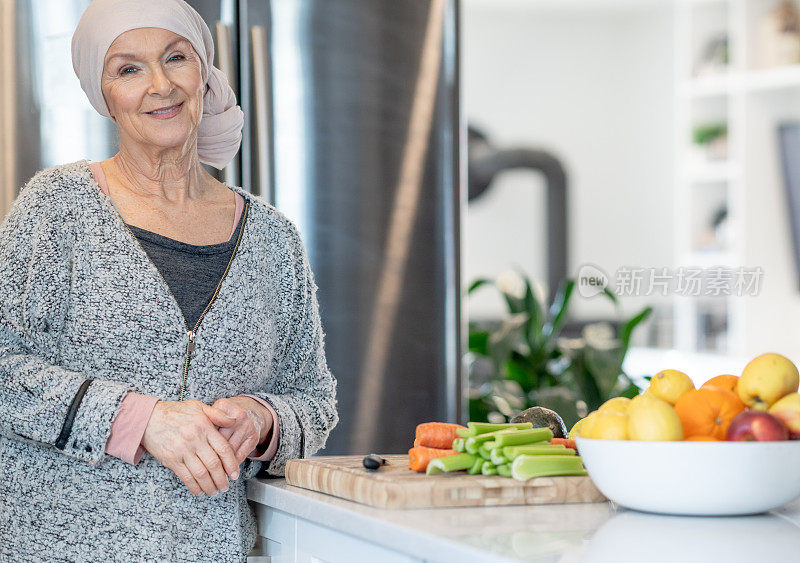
[0,160,339,561]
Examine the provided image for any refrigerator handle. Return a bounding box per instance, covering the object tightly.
[215,20,237,186]
[250,25,272,202]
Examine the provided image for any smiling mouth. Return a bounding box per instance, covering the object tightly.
[146,102,183,115]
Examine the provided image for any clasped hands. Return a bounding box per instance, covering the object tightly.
[141,396,271,497]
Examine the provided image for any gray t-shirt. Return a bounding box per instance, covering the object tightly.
[127,209,246,328]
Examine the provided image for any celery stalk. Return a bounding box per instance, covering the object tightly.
[497,463,513,478]
[464,429,517,453]
[426,453,479,475]
[490,448,509,466]
[481,461,498,476]
[452,438,466,453]
[456,427,473,439]
[494,428,554,447]
[467,422,534,435]
[478,444,493,461]
[503,444,574,461]
[510,455,588,482]
[465,438,481,455]
[467,456,484,475]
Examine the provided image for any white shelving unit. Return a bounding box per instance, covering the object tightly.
[674,0,800,357]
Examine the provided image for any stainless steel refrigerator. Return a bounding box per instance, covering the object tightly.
[1,0,463,455]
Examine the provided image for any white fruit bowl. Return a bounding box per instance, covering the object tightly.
[576,437,800,516]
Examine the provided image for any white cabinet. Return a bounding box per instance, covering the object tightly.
[249,503,422,563]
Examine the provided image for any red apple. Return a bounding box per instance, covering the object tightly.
[725,411,790,441]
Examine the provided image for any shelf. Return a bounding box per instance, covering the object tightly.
[680,73,733,98]
[684,161,739,183]
[681,65,800,98]
[673,0,800,358]
[744,65,800,94]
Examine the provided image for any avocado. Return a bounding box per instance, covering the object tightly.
[510,406,568,439]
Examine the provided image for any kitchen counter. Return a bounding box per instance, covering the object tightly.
[246,477,800,562]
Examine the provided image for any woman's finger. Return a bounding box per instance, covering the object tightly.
[202,403,238,429]
[184,452,221,496]
[195,444,231,493]
[223,426,252,460]
[237,432,261,461]
[172,462,205,497]
[205,426,242,477]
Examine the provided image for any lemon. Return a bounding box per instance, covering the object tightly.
[627,395,683,441]
[568,418,585,439]
[578,411,599,438]
[588,411,629,440]
[649,369,695,405]
[630,391,652,406]
[598,396,632,415]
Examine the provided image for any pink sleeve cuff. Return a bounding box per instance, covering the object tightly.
[105,392,161,465]
[238,395,280,461]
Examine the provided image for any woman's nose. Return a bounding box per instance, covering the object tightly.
[148,66,174,96]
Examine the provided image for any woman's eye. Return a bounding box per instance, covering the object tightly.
[119,66,137,75]
[168,55,185,62]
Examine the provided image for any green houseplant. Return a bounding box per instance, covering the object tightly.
[467,270,652,429]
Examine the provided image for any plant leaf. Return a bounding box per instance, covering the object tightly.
[502,293,525,315]
[487,313,529,367]
[506,356,535,394]
[468,278,493,294]
[568,351,602,412]
[602,287,620,307]
[542,279,575,345]
[519,270,544,348]
[585,346,626,399]
[468,331,490,356]
[468,395,492,423]
[618,381,643,399]
[619,306,653,351]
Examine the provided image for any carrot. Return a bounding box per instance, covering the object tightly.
[413,438,421,447]
[550,438,577,451]
[408,446,458,472]
[415,422,467,450]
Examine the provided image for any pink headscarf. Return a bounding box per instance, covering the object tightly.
[70,0,243,169]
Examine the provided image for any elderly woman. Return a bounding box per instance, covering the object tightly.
[0,0,338,560]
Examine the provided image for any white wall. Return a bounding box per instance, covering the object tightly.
[462,1,675,325]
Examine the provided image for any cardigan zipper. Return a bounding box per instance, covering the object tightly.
[178,201,250,401]
[113,197,250,401]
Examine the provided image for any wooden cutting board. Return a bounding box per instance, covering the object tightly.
[284,455,606,509]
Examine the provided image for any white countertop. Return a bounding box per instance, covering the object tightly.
[246,478,800,562]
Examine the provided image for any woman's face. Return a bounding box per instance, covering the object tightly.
[101,28,204,154]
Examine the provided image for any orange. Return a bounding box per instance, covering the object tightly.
[674,387,746,440]
[701,374,739,395]
[684,435,720,441]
